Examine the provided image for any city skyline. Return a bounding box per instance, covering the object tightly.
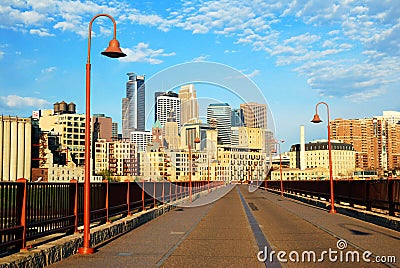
[0,1,399,151]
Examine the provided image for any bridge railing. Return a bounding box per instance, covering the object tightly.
[261,179,400,216]
[0,179,223,252]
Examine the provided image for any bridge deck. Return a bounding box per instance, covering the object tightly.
[48,185,399,268]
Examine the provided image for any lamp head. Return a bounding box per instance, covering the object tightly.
[311,113,322,123]
[101,39,126,58]
[194,137,201,144]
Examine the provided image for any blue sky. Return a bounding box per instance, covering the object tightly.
[0,0,399,151]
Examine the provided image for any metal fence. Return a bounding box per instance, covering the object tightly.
[0,179,221,251]
[262,179,400,216]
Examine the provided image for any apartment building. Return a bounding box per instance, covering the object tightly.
[330,111,400,174]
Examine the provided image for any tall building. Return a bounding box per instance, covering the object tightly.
[240,102,267,129]
[179,84,199,126]
[92,114,113,142]
[207,103,232,145]
[152,120,163,145]
[39,109,86,166]
[0,116,32,181]
[94,138,136,176]
[231,108,244,127]
[154,92,164,123]
[122,73,145,138]
[380,111,400,124]
[155,91,181,130]
[112,122,118,140]
[163,113,180,149]
[180,123,217,151]
[130,131,152,152]
[331,112,400,174]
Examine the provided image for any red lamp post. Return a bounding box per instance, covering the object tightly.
[78,14,126,255]
[189,137,200,202]
[277,140,285,197]
[311,102,336,214]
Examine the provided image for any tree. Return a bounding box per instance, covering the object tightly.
[99,169,114,182]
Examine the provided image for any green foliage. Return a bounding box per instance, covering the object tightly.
[99,169,114,182]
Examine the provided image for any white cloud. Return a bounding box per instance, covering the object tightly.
[119,42,176,64]
[283,33,320,45]
[245,69,260,78]
[224,49,239,54]
[0,51,4,60]
[29,28,55,37]
[0,95,50,108]
[192,55,209,62]
[41,66,56,73]
[2,0,400,101]
[294,51,400,101]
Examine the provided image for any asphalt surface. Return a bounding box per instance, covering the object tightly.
[48,184,399,268]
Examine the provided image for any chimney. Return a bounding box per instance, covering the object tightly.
[300,125,306,170]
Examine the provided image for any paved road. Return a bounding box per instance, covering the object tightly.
[49,184,399,268]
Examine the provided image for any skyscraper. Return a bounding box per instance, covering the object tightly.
[240,102,269,153]
[240,102,267,129]
[163,114,179,149]
[207,103,232,145]
[155,91,181,130]
[122,73,145,139]
[231,108,244,127]
[179,84,199,126]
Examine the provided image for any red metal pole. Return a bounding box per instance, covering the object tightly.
[278,141,284,197]
[17,178,27,250]
[72,179,78,233]
[79,13,123,255]
[126,180,131,216]
[78,60,94,254]
[189,145,192,202]
[142,181,145,211]
[327,112,336,213]
[103,180,110,223]
[208,157,210,193]
[153,181,157,208]
[314,102,336,214]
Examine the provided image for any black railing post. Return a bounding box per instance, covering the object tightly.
[366,180,371,211]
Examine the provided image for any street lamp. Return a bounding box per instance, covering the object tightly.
[189,137,200,202]
[78,14,126,255]
[277,140,285,197]
[207,155,216,193]
[311,101,336,214]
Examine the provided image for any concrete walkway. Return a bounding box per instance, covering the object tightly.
[49,184,263,267]
[239,185,399,268]
[46,184,399,268]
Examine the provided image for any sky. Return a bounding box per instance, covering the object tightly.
[0,0,399,152]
